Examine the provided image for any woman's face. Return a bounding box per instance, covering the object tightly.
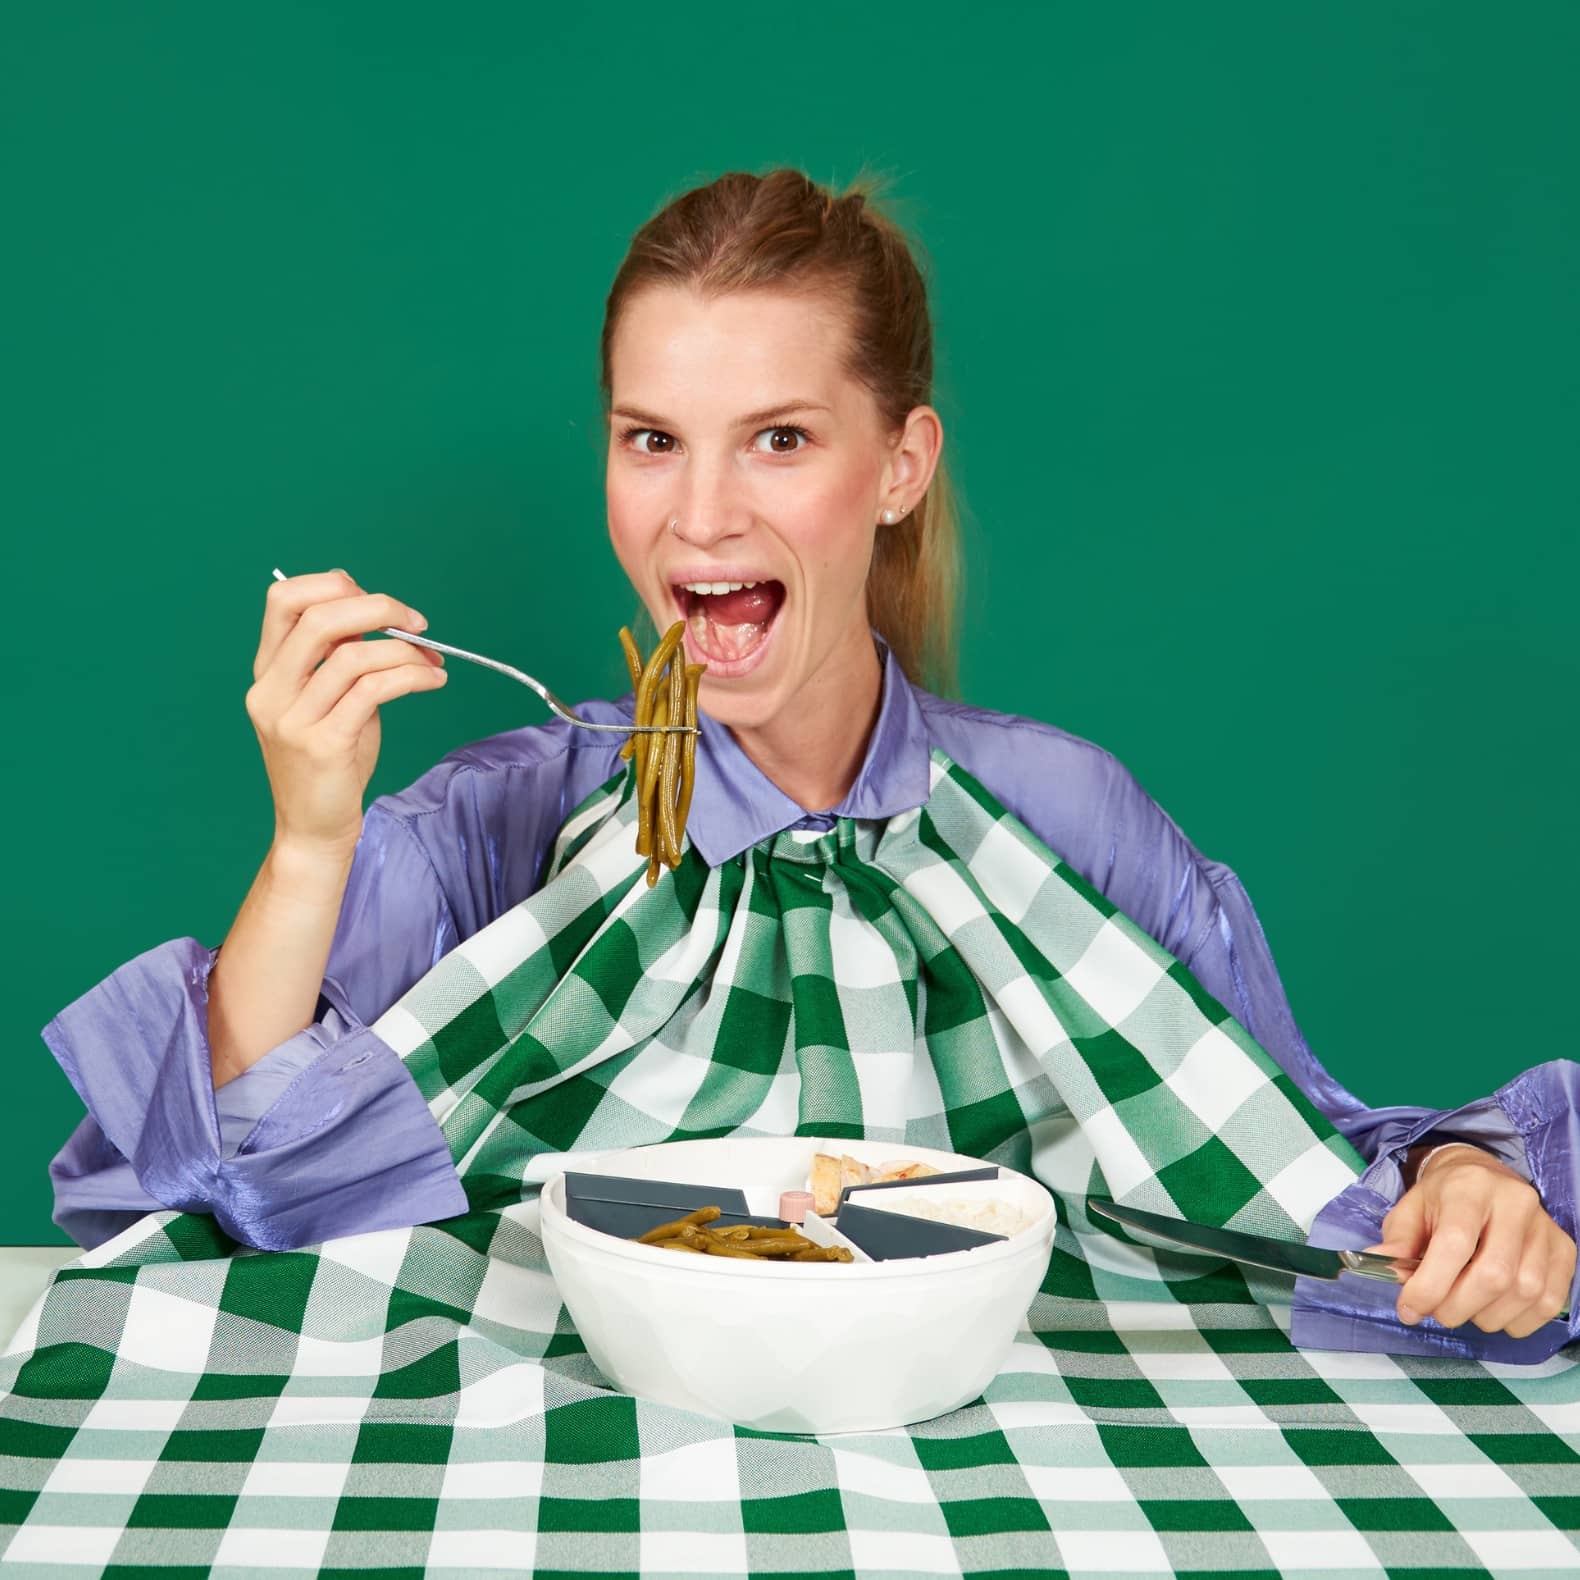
[606,285,935,733]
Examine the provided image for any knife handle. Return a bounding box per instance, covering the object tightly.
[1338,1249,1571,1321]
[1337,1248,1417,1285]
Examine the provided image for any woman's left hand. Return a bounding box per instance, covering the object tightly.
[1364,1143,1576,1339]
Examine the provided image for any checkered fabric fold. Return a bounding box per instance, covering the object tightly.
[3,752,1576,1576]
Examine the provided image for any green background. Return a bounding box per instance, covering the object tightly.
[3,4,1575,1245]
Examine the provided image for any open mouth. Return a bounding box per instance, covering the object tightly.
[673,578,787,673]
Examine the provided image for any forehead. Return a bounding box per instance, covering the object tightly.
[610,286,856,416]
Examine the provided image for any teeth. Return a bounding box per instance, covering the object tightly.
[680,579,756,595]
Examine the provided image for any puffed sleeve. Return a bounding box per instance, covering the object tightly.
[1286,1056,1580,1362]
[42,711,633,1254]
[1145,830,1578,1361]
[43,801,470,1252]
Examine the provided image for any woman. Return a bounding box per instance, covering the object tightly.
[44,167,1577,1358]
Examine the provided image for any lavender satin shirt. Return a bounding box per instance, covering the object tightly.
[42,641,1580,1362]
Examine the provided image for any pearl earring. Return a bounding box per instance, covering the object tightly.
[881,508,898,525]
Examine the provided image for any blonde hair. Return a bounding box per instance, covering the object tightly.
[598,166,961,695]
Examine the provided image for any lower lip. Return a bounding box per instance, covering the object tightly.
[674,596,780,681]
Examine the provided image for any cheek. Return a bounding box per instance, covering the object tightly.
[801,474,877,578]
[806,509,878,606]
[605,492,645,576]
[607,518,637,574]
[606,461,675,570]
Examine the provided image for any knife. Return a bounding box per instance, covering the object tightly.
[1088,1199,1571,1322]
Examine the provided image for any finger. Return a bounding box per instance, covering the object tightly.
[266,592,428,694]
[1394,1201,1484,1324]
[1467,1214,1550,1335]
[317,660,448,744]
[1366,1188,1429,1259]
[283,637,446,729]
[1430,1192,1536,1330]
[1504,1222,1577,1339]
[307,627,444,674]
[256,569,364,678]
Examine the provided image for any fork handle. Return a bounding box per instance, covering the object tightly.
[376,625,694,736]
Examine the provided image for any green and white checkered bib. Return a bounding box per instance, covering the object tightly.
[371,750,1363,1243]
[10,754,1572,1576]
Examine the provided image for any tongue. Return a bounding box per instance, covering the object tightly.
[699,584,779,625]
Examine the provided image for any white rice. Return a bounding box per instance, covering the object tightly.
[871,1196,1031,1238]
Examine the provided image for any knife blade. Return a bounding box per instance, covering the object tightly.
[1087,1199,1571,1321]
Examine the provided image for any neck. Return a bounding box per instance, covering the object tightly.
[728,627,884,812]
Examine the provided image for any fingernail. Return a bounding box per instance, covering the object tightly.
[409,610,428,630]
[1399,1304,1419,1323]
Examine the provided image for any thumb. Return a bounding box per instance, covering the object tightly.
[1364,1190,1429,1258]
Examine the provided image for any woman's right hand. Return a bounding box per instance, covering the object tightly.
[246,569,448,863]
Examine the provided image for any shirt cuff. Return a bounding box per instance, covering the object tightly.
[44,936,468,1251]
[210,972,365,1159]
[1290,1059,1580,1362]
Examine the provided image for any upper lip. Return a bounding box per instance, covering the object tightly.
[667,564,783,587]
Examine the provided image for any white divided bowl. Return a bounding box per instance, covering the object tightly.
[538,1136,1056,1435]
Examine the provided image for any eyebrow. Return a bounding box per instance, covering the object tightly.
[609,399,832,429]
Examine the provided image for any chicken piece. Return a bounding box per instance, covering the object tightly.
[810,1152,843,1217]
[840,1155,872,1198]
[872,1161,942,1183]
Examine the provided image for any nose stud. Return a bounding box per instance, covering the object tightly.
[668,517,680,535]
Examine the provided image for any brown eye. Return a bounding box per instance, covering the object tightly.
[619,427,674,453]
[753,425,810,454]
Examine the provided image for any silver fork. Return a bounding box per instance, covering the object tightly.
[271,569,696,736]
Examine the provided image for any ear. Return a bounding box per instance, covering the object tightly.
[884,405,945,505]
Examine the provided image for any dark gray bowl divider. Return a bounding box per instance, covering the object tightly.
[562,1171,791,1240]
[832,1200,1007,1260]
[832,1165,1008,1260]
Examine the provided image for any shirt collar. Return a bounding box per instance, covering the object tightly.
[683,635,933,867]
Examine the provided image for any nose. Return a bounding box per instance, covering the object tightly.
[671,459,751,549]
[671,515,735,550]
